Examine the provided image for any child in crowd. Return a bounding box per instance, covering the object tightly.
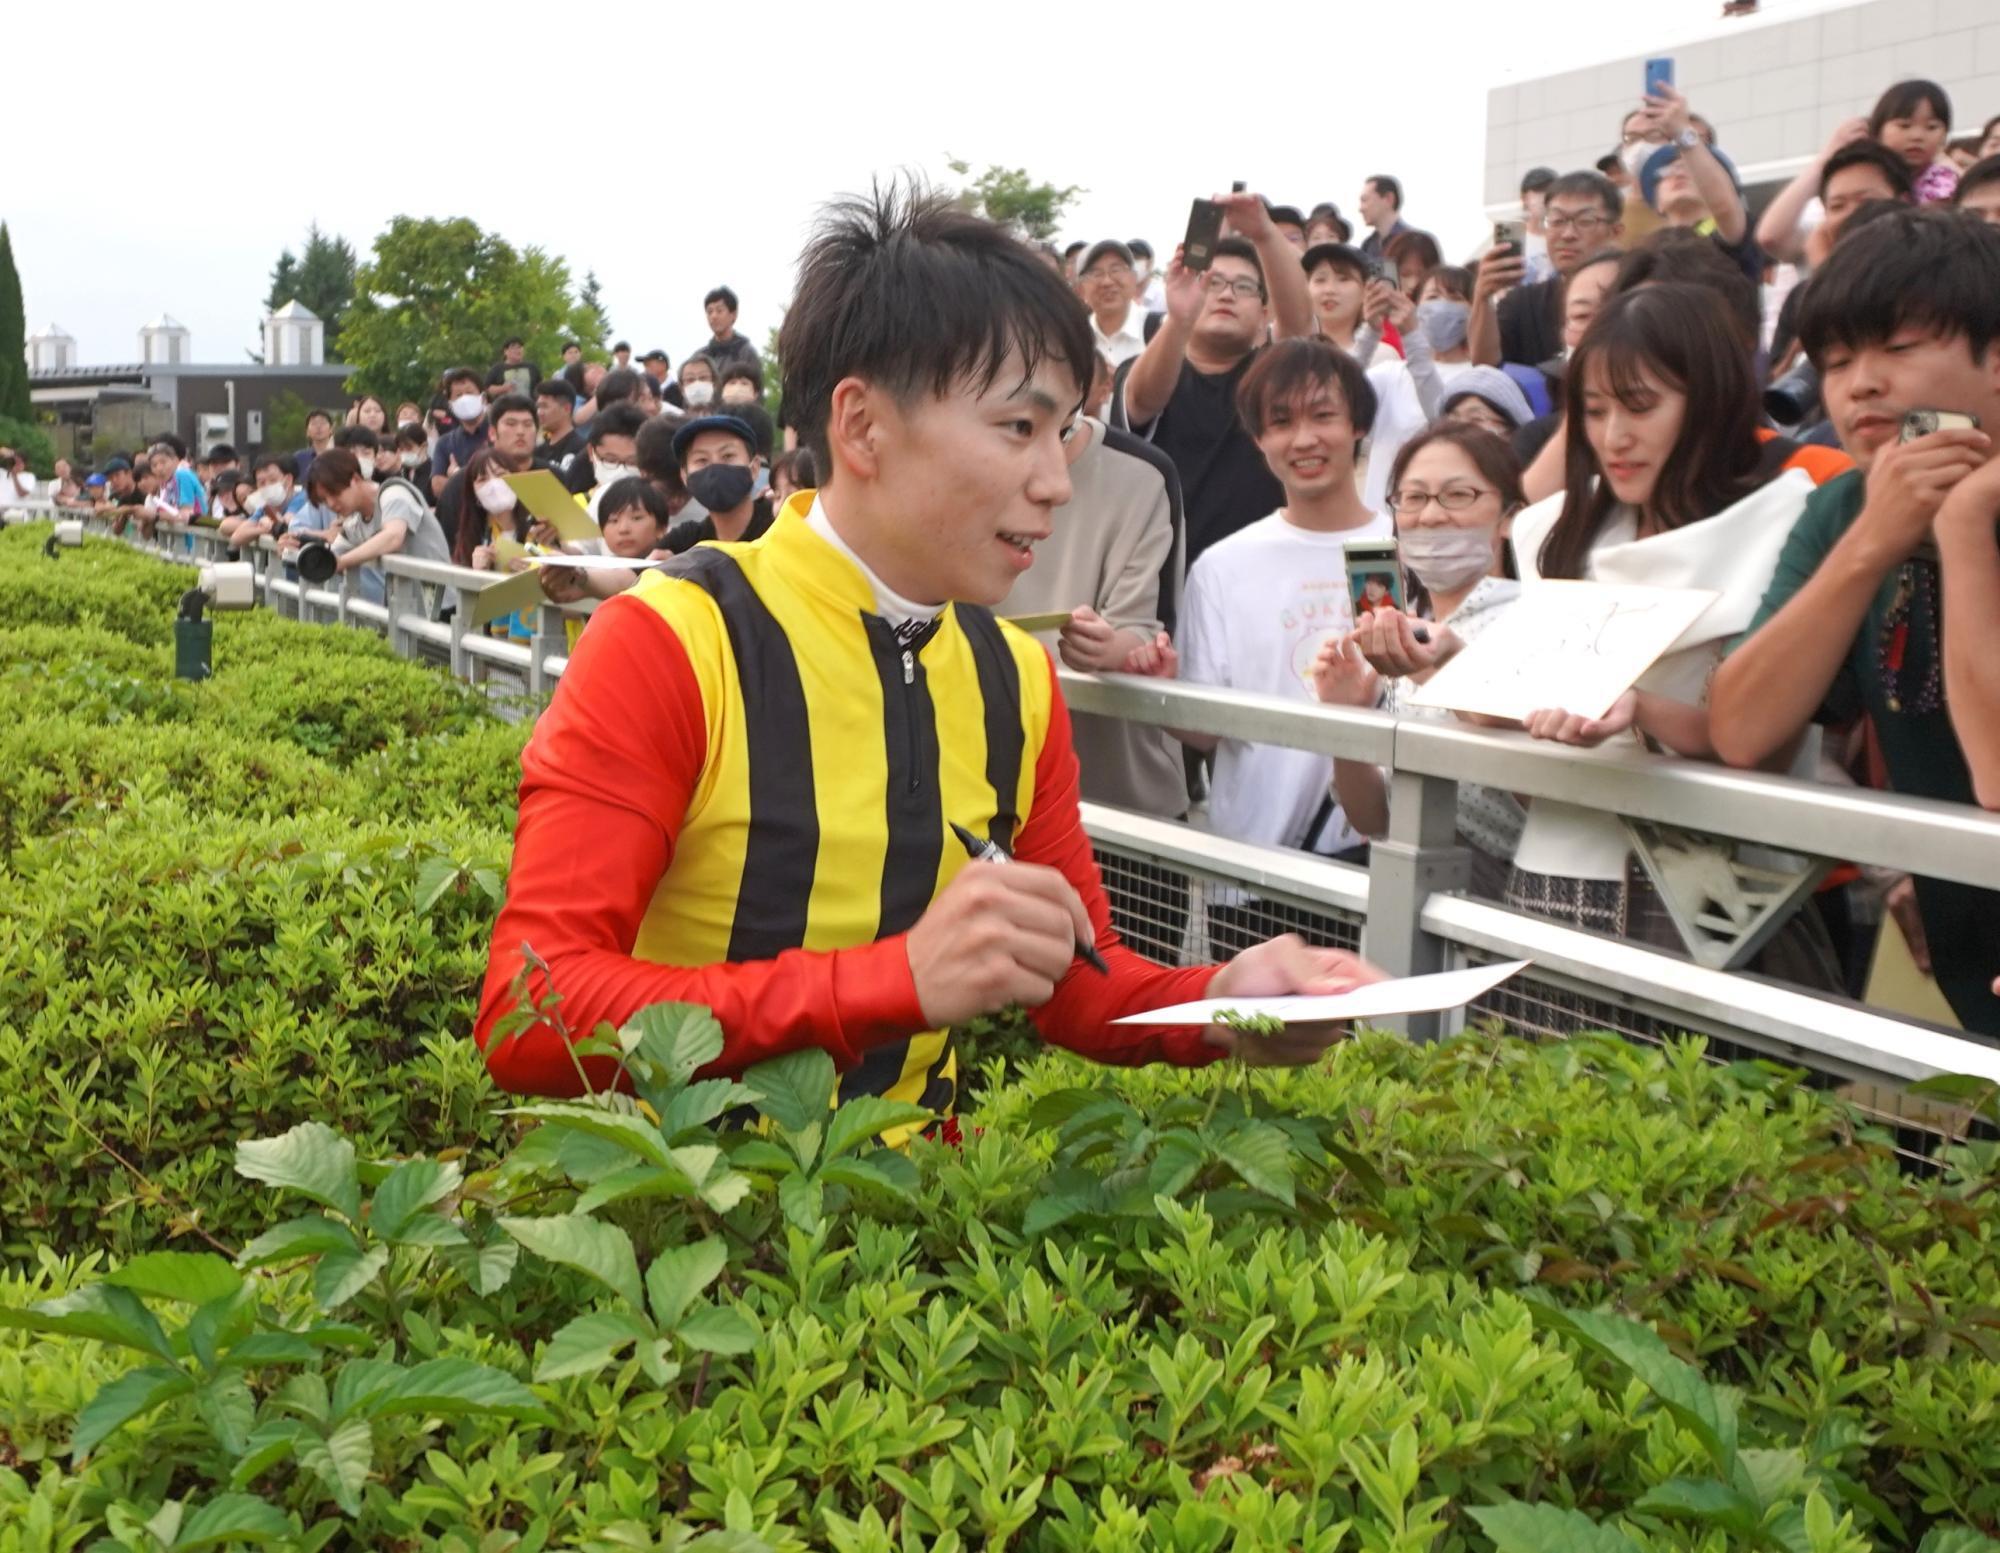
[1870,78,1958,204]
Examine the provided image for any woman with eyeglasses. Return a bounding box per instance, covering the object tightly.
[1311,421,1526,896]
[1498,282,1840,986]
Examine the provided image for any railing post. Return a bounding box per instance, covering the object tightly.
[1362,769,1469,1041]
[529,603,567,699]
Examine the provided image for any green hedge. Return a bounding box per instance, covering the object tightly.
[2,528,1998,1550]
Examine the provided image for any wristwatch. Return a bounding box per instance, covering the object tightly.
[1675,127,1702,150]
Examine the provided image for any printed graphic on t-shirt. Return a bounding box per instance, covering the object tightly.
[1281,575,1357,688]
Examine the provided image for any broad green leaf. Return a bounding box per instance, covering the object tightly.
[1916,1532,2000,1553]
[573,1162,699,1216]
[1633,1478,1759,1533]
[192,1372,255,1457]
[185,1288,255,1372]
[235,1123,361,1222]
[824,1097,932,1159]
[1467,1502,1642,1553]
[367,1357,553,1424]
[312,1245,390,1311]
[820,1156,919,1200]
[437,1233,519,1296]
[507,1102,677,1172]
[71,1365,194,1459]
[1534,1304,1738,1475]
[778,1171,823,1233]
[237,1214,360,1268]
[729,1140,798,1174]
[746,1048,836,1133]
[1216,1121,1297,1208]
[535,1310,654,1381]
[499,1213,645,1311]
[230,1421,306,1489]
[625,1001,727,1086]
[368,1158,463,1241]
[663,1077,758,1137]
[677,1305,759,1356]
[415,855,463,913]
[0,1284,176,1361]
[646,1238,730,1329]
[1026,1087,1114,1130]
[105,1252,242,1306]
[1023,1168,1106,1237]
[296,1417,374,1516]
[1733,1447,1808,1510]
[169,1492,293,1550]
[329,1358,401,1422]
[225,1332,318,1366]
[1905,1073,2000,1121]
[1326,1141,1388,1205]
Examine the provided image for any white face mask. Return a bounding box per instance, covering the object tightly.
[258,482,287,509]
[396,415,421,429]
[474,477,516,514]
[450,393,485,422]
[592,461,636,486]
[683,381,714,407]
[1399,524,1499,594]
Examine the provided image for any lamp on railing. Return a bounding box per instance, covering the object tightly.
[175,562,258,681]
[42,519,83,559]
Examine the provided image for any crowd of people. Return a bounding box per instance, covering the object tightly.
[27,71,2000,1048]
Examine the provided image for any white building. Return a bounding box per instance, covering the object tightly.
[140,314,192,367]
[263,299,326,367]
[1485,0,2000,215]
[26,324,76,374]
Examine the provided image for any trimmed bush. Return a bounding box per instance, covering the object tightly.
[3,529,1997,1549]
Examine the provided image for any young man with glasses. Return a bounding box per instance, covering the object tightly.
[1471,170,1624,369]
[1114,195,1313,565]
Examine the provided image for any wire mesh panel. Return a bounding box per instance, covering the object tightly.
[1093,843,1365,966]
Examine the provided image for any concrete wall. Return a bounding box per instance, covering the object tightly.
[1485,0,2000,211]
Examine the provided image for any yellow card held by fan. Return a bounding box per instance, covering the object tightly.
[503,470,600,544]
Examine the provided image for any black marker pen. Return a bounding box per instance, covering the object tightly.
[948,821,1111,976]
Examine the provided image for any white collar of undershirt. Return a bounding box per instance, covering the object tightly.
[805,494,945,627]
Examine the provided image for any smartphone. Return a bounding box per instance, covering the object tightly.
[1900,409,1981,442]
[1231,180,1247,193]
[1492,218,1526,255]
[1184,198,1225,271]
[1372,258,1400,292]
[1644,56,1675,96]
[1343,537,1406,618]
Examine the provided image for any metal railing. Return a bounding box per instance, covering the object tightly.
[42,505,2000,1163]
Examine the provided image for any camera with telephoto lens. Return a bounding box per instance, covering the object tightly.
[294,541,338,584]
[1762,357,1821,427]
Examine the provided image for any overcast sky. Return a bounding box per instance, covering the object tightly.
[12,0,1786,371]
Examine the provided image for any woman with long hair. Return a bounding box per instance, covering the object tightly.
[1502,282,1837,984]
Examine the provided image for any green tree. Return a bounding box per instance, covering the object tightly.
[265,224,357,356]
[337,217,602,408]
[262,389,313,457]
[0,223,30,424]
[578,269,612,354]
[946,159,1084,241]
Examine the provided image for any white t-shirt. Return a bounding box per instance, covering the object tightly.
[1090,301,1149,368]
[1181,508,1394,858]
[1363,357,1471,515]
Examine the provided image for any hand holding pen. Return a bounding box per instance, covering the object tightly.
[901,827,1108,1029]
[951,824,1110,974]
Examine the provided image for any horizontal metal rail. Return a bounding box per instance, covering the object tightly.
[36,508,2000,1105]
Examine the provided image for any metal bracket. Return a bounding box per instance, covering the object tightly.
[1624,819,1830,971]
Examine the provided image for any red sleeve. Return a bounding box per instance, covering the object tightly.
[1380,319,1406,358]
[473,595,925,1096]
[1015,657,1223,1067]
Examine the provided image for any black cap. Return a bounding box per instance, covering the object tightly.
[1128,238,1154,259]
[671,414,759,465]
[1301,241,1370,278]
[641,348,669,363]
[102,455,132,474]
[1079,239,1135,276]
[1267,204,1306,228]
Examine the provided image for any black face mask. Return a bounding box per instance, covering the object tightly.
[687,463,755,514]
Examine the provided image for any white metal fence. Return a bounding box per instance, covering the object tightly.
[36,505,2000,1164]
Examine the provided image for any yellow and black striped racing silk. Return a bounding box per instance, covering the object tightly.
[625,492,1053,1114]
